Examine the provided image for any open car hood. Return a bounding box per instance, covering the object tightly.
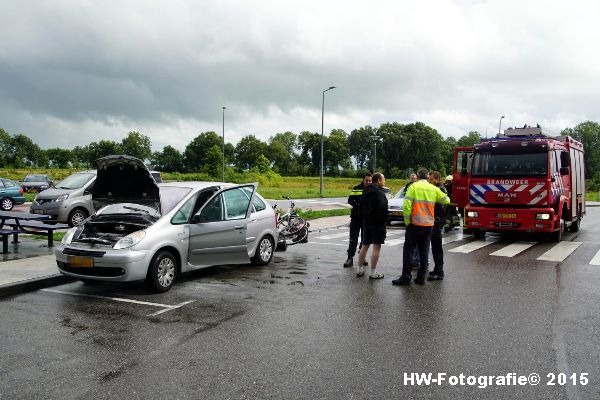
[92,155,160,212]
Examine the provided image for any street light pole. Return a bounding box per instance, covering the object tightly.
[222,106,226,182]
[370,135,381,172]
[498,115,505,136]
[320,86,336,196]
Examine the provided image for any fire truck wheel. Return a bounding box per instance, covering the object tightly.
[550,219,564,242]
[569,213,580,233]
[473,229,486,239]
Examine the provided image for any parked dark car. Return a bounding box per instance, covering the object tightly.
[0,178,26,211]
[19,174,54,192]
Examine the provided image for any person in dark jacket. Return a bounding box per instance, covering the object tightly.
[403,173,417,192]
[344,173,372,268]
[428,171,447,280]
[356,172,388,279]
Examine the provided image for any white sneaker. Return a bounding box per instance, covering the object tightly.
[356,267,365,277]
[369,271,384,279]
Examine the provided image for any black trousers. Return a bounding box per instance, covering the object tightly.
[401,224,432,281]
[431,226,444,275]
[346,216,362,257]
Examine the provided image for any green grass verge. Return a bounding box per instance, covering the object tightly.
[587,192,599,202]
[28,231,66,242]
[295,208,351,220]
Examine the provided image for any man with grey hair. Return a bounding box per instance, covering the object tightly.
[392,167,450,286]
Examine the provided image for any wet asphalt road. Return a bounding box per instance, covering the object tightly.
[1,209,600,399]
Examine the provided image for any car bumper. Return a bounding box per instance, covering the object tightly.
[464,206,558,233]
[30,201,70,221]
[11,196,26,205]
[55,244,153,282]
[388,210,404,221]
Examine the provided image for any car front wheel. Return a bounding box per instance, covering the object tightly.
[146,250,177,292]
[1,197,14,211]
[252,235,274,266]
[68,208,89,227]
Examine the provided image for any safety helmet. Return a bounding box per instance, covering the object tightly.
[445,175,453,181]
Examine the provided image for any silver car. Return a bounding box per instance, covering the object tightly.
[30,171,97,227]
[55,155,277,292]
[387,187,406,224]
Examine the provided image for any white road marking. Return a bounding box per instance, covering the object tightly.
[590,249,600,266]
[384,238,405,246]
[536,241,583,262]
[314,232,350,240]
[308,242,347,246]
[41,289,195,316]
[441,233,464,245]
[490,241,537,257]
[448,238,500,253]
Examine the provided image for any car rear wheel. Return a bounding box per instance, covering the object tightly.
[252,235,274,266]
[68,208,88,227]
[1,197,14,211]
[146,250,177,293]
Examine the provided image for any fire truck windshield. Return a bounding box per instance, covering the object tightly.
[471,152,548,177]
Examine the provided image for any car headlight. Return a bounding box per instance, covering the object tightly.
[113,230,146,249]
[536,213,551,220]
[55,194,69,202]
[61,225,84,245]
[467,211,479,218]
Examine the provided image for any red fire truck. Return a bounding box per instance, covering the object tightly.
[452,126,585,241]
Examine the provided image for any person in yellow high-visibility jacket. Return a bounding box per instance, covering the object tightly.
[392,167,450,286]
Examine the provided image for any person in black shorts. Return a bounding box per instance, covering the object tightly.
[356,172,388,279]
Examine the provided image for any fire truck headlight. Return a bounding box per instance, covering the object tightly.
[536,213,551,220]
[467,211,479,218]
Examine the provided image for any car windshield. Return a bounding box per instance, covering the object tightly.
[394,188,406,199]
[99,203,160,218]
[159,186,193,215]
[24,175,46,182]
[56,173,95,189]
[472,152,548,177]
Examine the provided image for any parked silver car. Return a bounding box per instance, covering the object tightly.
[55,155,277,292]
[387,187,406,224]
[30,171,96,227]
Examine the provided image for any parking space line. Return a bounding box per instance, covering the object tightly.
[41,289,195,316]
[146,300,196,317]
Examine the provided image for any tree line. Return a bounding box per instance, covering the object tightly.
[1,121,599,187]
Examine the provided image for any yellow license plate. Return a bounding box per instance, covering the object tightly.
[391,211,403,216]
[69,256,93,268]
[499,213,517,219]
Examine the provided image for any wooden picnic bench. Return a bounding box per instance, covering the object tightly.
[0,229,23,254]
[0,211,70,254]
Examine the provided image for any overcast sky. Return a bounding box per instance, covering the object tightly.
[1,0,598,151]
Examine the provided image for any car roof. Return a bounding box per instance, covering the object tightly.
[158,181,254,190]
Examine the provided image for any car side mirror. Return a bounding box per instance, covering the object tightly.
[560,166,569,176]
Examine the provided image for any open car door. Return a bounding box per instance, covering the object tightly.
[452,146,472,210]
[187,184,256,267]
